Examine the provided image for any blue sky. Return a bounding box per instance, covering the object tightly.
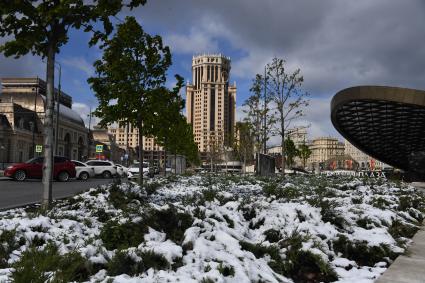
[2,0,425,143]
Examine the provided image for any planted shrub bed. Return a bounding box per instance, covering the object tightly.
[0,175,423,282]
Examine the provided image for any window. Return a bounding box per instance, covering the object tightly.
[54,156,69,163]
[26,157,43,164]
[18,118,24,129]
[72,161,86,167]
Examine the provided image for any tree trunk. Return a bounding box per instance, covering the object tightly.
[138,122,144,186]
[243,151,246,174]
[42,44,55,210]
[281,124,285,177]
[174,152,177,175]
[164,148,167,176]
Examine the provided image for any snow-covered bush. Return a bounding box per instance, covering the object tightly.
[0,174,424,283]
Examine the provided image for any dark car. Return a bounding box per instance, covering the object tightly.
[4,156,76,182]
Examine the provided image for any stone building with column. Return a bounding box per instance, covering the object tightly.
[344,139,391,170]
[0,78,88,165]
[307,137,345,170]
[108,124,164,163]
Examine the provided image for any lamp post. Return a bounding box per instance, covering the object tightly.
[32,76,39,158]
[54,61,61,155]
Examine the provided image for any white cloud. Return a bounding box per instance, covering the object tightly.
[61,57,95,77]
[238,97,341,146]
[165,28,219,55]
[235,104,248,122]
[72,102,99,128]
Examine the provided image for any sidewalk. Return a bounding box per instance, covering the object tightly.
[376,226,425,283]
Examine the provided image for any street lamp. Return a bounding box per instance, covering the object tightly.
[54,61,62,155]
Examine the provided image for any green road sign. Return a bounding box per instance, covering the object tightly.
[35,145,43,153]
[96,144,103,153]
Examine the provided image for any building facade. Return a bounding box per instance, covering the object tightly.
[307,137,345,170]
[0,78,88,166]
[268,127,308,154]
[331,85,425,180]
[186,54,237,153]
[108,124,164,163]
[344,140,390,170]
[267,128,308,167]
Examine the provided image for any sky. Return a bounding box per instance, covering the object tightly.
[1,0,425,145]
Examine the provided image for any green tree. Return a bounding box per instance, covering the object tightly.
[266,58,309,176]
[243,74,274,155]
[88,16,172,186]
[234,121,255,172]
[298,143,311,169]
[0,0,145,208]
[167,116,200,170]
[152,84,200,172]
[284,138,299,169]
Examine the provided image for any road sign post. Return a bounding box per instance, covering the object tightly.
[35,145,43,155]
[96,144,103,160]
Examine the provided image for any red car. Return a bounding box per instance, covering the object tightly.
[4,156,76,182]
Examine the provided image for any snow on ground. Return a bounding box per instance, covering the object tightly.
[0,174,423,283]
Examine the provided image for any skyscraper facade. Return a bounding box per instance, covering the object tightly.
[186,54,236,153]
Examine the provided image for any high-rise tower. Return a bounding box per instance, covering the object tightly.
[186,54,237,153]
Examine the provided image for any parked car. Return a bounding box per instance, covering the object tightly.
[71,160,95,180]
[115,164,128,177]
[85,160,117,178]
[127,162,154,178]
[127,162,149,175]
[4,156,76,182]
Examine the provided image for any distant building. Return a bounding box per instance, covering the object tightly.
[344,140,391,170]
[89,125,123,162]
[307,137,345,170]
[186,54,237,155]
[108,124,164,163]
[268,128,308,154]
[0,78,88,165]
[267,127,308,167]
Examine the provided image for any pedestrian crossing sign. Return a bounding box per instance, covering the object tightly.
[96,144,103,153]
[35,145,43,153]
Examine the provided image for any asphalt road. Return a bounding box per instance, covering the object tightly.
[0,177,115,210]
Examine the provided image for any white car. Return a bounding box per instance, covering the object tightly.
[71,160,95,180]
[85,160,117,178]
[115,164,128,177]
[128,162,151,178]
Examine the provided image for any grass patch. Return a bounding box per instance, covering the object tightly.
[241,231,338,283]
[143,182,162,195]
[217,262,235,277]
[0,229,19,268]
[264,229,281,243]
[263,182,302,200]
[145,205,193,244]
[11,243,93,282]
[388,219,419,239]
[100,220,148,250]
[223,214,235,228]
[107,250,144,276]
[108,183,144,211]
[107,250,169,276]
[332,234,398,266]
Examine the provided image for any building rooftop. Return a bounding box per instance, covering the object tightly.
[192,53,231,61]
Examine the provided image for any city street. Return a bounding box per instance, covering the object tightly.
[0,178,115,210]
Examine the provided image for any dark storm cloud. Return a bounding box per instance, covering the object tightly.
[134,0,425,96]
[0,36,45,79]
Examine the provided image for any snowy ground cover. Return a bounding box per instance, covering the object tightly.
[0,174,424,283]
